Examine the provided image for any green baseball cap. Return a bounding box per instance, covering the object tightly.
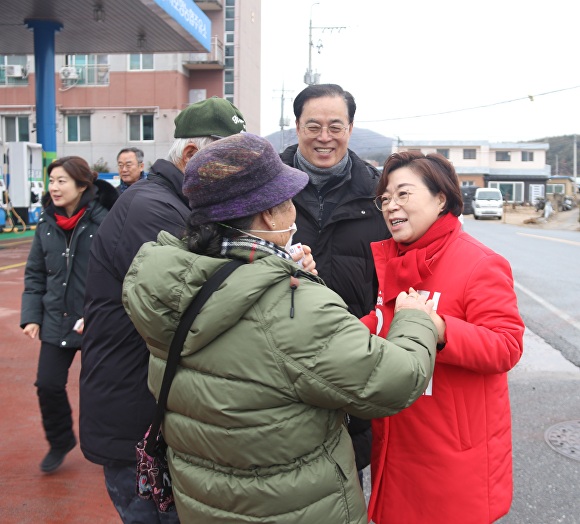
[174,96,246,139]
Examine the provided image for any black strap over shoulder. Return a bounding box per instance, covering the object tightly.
[145,259,245,454]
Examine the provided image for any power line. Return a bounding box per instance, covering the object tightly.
[357,84,580,123]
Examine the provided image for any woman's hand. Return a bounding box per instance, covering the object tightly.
[429,310,446,345]
[394,288,433,315]
[290,244,318,275]
[73,318,84,334]
[23,323,40,339]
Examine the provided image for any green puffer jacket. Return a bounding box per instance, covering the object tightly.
[123,231,437,524]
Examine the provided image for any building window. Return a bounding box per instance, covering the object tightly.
[489,181,524,203]
[463,148,476,160]
[461,181,475,186]
[0,54,28,86]
[224,3,235,100]
[66,54,109,85]
[129,114,154,141]
[129,53,154,70]
[546,184,565,194]
[522,151,534,162]
[495,151,511,162]
[67,115,91,142]
[436,148,449,159]
[4,116,30,141]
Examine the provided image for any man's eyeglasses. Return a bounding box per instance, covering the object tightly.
[374,189,421,211]
[117,163,135,170]
[300,123,349,138]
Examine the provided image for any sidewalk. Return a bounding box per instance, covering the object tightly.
[0,244,119,524]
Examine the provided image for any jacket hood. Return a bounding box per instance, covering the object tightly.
[123,231,319,356]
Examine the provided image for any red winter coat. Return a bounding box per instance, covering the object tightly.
[363,215,524,524]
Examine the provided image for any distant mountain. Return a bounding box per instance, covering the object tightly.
[527,135,579,177]
[265,127,393,165]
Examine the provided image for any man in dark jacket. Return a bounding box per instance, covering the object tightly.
[280,84,389,483]
[80,97,246,523]
[116,147,146,194]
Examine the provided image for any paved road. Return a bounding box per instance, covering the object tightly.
[363,329,580,523]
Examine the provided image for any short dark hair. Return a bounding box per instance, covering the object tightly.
[377,151,463,217]
[117,147,144,163]
[47,156,96,189]
[293,84,356,123]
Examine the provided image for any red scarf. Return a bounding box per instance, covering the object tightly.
[381,213,461,303]
[54,206,87,230]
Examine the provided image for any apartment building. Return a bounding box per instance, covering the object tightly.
[0,0,260,176]
[395,140,551,204]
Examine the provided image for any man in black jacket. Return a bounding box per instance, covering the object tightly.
[80,97,246,523]
[280,84,389,485]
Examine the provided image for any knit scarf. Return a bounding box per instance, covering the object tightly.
[294,148,351,190]
[54,206,87,230]
[381,212,461,303]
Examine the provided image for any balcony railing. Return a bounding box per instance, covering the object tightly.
[184,36,224,68]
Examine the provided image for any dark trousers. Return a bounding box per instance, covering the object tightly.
[35,341,78,449]
[104,464,180,524]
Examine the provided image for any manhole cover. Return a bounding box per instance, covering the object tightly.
[544,420,580,462]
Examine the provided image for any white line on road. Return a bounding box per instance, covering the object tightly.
[514,281,580,331]
[517,232,580,246]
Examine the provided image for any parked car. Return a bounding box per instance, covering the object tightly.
[473,187,504,220]
[461,186,478,215]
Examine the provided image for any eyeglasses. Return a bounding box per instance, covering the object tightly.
[117,162,135,170]
[300,123,349,138]
[374,188,427,211]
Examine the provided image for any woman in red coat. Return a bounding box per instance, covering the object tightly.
[363,151,524,524]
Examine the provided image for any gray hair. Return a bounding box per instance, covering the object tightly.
[117,147,144,163]
[166,137,217,165]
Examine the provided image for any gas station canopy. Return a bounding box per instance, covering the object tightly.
[0,0,212,54]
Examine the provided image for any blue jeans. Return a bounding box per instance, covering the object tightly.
[104,464,180,524]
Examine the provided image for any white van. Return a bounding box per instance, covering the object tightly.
[473,188,504,220]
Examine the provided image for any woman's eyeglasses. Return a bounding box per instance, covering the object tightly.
[374,189,427,211]
[300,124,348,138]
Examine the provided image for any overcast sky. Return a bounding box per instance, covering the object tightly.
[260,0,580,143]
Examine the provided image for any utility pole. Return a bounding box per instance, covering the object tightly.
[275,84,292,153]
[574,134,577,179]
[304,2,345,85]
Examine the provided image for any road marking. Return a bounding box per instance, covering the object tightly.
[0,262,26,271]
[515,281,580,331]
[517,232,580,246]
[0,240,32,247]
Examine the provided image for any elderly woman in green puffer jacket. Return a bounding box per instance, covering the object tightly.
[122,133,437,524]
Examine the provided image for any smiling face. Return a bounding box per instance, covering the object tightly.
[381,166,446,244]
[296,95,353,168]
[49,166,86,217]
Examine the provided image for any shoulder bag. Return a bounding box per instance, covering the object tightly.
[135,259,244,512]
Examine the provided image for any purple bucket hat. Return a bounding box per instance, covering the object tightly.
[183,133,309,225]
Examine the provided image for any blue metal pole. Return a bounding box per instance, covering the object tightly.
[25,19,62,182]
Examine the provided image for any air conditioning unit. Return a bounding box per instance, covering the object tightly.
[5,65,25,78]
[60,66,79,80]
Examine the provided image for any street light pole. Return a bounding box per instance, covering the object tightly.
[304,2,319,85]
[303,2,345,85]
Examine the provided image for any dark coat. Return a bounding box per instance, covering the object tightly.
[280,144,389,471]
[79,159,190,466]
[20,180,117,348]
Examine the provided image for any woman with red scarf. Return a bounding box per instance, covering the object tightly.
[21,156,117,474]
[364,151,524,524]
